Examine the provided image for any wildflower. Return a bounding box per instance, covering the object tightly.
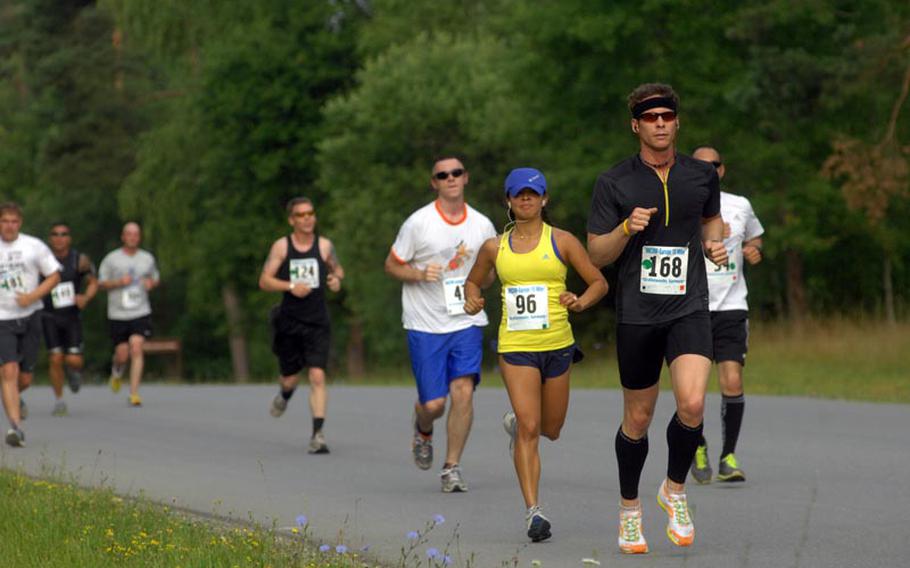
[336,545,348,554]
[360,544,370,552]
[433,514,446,525]
[407,531,419,540]
[296,514,308,527]
[319,544,331,553]
[444,555,453,565]
[427,547,439,559]
[291,528,299,534]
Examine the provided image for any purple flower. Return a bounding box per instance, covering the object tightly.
[318,544,330,553]
[407,531,419,540]
[426,547,439,559]
[444,555,453,566]
[360,544,371,552]
[433,514,446,525]
[335,545,348,554]
[295,514,308,527]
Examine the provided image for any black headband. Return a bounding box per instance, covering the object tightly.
[632,96,677,118]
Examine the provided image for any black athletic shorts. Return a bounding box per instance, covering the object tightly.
[711,310,748,366]
[109,315,153,346]
[0,312,43,373]
[42,311,84,354]
[501,344,584,381]
[616,310,713,390]
[270,307,330,376]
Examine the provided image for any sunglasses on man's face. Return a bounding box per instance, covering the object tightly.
[637,111,677,123]
[433,168,465,181]
[293,211,316,218]
[711,161,722,168]
[50,231,70,237]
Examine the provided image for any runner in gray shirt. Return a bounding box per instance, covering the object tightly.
[98,222,160,407]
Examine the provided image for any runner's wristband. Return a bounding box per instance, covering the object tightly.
[288,281,294,292]
[622,219,631,236]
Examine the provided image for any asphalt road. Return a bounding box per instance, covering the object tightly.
[2,384,908,568]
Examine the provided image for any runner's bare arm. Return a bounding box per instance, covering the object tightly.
[701,214,728,266]
[17,271,60,307]
[321,237,344,292]
[464,237,498,315]
[77,253,99,308]
[742,236,763,265]
[556,230,608,312]
[587,207,658,268]
[384,249,441,283]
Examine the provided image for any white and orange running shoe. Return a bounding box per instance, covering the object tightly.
[657,480,694,546]
[618,505,649,554]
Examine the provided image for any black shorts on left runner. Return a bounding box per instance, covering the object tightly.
[711,309,748,366]
[42,311,84,354]
[271,309,330,376]
[0,312,43,373]
[616,310,713,390]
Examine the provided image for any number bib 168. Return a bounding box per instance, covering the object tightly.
[51,281,76,309]
[443,277,467,315]
[505,284,549,331]
[640,245,688,295]
[289,258,320,288]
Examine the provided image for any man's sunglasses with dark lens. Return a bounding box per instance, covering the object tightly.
[50,231,70,237]
[434,168,465,180]
[293,211,316,218]
[711,161,722,168]
[637,111,677,123]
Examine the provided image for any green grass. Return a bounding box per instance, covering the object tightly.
[0,469,380,568]
[342,319,910,403]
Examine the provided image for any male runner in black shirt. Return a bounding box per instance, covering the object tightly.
[587,83,727,553]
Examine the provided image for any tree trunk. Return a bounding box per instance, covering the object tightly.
[786,250,808,322]
[883,256,896,325]
[222,283,250,382]
[346,318,365,379]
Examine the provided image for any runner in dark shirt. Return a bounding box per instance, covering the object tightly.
[587,83,728,554]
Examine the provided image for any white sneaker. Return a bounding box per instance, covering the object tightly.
[618,506,648,554]
[657,480,694,546]
[502,410,517,457]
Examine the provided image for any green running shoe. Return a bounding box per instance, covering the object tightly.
[690,443,713,484]
[716,453,746,482]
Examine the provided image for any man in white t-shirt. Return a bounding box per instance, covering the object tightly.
[0,202,62,447]
[691,146,764,484]
[384,155,496,493]
[98,222,160,408]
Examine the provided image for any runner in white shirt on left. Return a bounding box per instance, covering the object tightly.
[0,202,62,447]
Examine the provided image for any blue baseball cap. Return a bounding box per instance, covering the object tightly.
[504,167,547,197]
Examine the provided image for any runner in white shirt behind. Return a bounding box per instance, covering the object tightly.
[384,155,496,493]
[0,202,62,447]
[691,146,764,484]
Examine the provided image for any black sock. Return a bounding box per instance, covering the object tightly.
[615,426,649,501]
[698,433,707,447]
[721,393,745,458]
[666,413,703,485]
[415,416,433,437]
[313,417,324,435]
[280,387,295,401]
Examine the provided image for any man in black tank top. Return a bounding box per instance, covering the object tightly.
[586,83,728,553]
[259,197,344,454]
[41,223,98,416]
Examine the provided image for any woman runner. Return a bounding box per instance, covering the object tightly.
[464,168,607,542]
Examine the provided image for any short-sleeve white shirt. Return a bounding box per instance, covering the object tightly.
[391,200,497,333]
[706,192,764,312]
[0,234,62,319]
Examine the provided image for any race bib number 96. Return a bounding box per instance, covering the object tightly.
[640,245,689,295]
[505,284,549,331]
[289,258,320,289]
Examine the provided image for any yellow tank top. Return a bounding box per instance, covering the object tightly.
[496,223,574,352]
